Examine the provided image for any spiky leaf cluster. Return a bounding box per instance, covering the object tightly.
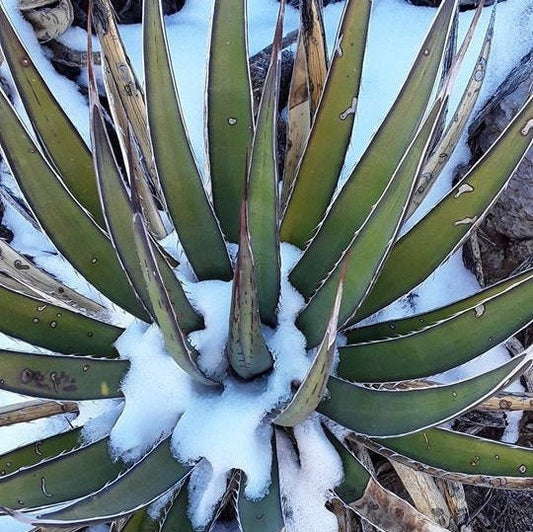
[0,0,531,530]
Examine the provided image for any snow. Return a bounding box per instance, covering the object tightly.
[0,0,532,531]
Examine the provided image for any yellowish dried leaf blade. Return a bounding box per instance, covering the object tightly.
[323,427,447,532]
[407,3,494,219]
[0,238,106,318]
[92,0,167,239]
[0,350,128,400]
[208,0,254,242]
[356,93,533,322]
[288,0,457,289]
[143,0,233,280]
[280,29,310,209]
[0,3,104,227]
[303,0,328,116]
[274,274,342,426]
[280,0,371,247]
[318,353,529,437]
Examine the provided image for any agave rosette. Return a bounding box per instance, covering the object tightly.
[0,0,531,530]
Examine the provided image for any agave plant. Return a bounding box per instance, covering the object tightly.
[0,0,531,530]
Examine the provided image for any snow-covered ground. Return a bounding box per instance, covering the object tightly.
[0,0,532,530]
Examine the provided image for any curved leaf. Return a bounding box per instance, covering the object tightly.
[360,427,533,489]
[0,438,123,511]
[338,269,533,382]
[318,353,529,437]
[0,350,127,400]
[143,0,232,279]
[33,439,191,525]
[90,97,203,333]
[246,3,283,327]
[287,0,456,288]
[0,283,121,357]
[208,0,254,242]
[0,4,104,226]
[355,94,533,322]
[0,429,82,477]
[280,0,371,246]
[0,87,147,319]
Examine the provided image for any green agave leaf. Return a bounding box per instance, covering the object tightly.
[247,3,283,328]
[280,0,371,247]
[0,437,123,511]
[90,95,203,334]
[317,353,529,437]
[0,4,104,227]
[345,270,533,344]
[338,269,533,382]
[0,350,127,400]
[407,3,494,218]
[206,469,240,531]
[298,99,445,346]
[227,204,274,380]
[0,239,106,318]
[0,428,82,477]
[208,0,254,243]
[355,93,533,322]
[0,283,121,357]
[362,427,533,489]
[238,435,283,532]
[131,204,215,386]
[93,0,167,239]
[33,439,191,525]
[274,272,342,426]
[288,0,456,288]
[143,0,232,279]
[323,427,446,532]
[0,87,147,320]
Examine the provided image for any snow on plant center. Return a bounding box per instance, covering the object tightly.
[0,0,531,531]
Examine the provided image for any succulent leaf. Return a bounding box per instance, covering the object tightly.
[355,93,533,322]
[318,353,529,437]
[31,438,191,525]
[324,427,447,532]
[238,435,283,532]
[407,2,494,218]
[0,437,124,511]
[208,0,254,243]
[0,350,127,400]
[0,86,148,320]
[0,283,121,356]
[298,99,445,345]
[280,0,372,247]
[358,426,533,489]
[0,3,104,227]
[288,0,457,289]
[227,203,274,380]
[338,269,533,382]
[131,202,215,386]
[246,2,284,328]
[143,0,233,279]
